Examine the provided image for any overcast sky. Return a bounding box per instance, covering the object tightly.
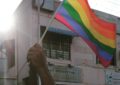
[60,0,120,17]
[4,0,120,17]
[88,0,120,17]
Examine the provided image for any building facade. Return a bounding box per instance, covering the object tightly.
[0,0,120,85]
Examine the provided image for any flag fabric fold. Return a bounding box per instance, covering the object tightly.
[55,0,116,67]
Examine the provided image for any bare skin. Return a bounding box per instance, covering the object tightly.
[27,43,55,85]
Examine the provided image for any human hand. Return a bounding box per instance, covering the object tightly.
[27,43,47,71]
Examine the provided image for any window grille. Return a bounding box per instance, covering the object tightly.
[96,51,116,66]
[41,26,72,60]
[48,65,82,83]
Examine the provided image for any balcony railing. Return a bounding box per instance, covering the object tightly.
[48,65,82,83]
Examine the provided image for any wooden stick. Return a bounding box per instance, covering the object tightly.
[38,1,63,45]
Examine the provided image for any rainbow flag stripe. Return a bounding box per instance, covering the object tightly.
[55,0,116,67]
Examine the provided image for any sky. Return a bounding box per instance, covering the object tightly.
[60,0,120,17]
[0,0,119,33]
[0,0,22,20]
[1,0,120,19]
[0,0,120,19]
[0,0,22,33]
[88,0,120,17]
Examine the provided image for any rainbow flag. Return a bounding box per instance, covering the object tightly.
[55,0,116,67]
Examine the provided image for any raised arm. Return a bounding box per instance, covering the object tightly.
[27,44,55,85]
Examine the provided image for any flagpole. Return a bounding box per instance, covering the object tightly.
[37,0,42,84]
[38,1,63,85]
[38,1,63,45]
[38,4,40,39]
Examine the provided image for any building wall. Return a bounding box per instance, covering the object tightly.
[4,0,120,85]
[13,0,38,84]
[116,34,120,66]
[14,0,73,84]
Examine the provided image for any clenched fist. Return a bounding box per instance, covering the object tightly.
[27,43,47,71]
[27,43,55,85]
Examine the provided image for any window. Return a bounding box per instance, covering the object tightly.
[54,0,61,10]
[32,0,54,12]
[48,65,81,83]
[41,27,72,60]
[96,51,116,66]
[0,39,16,84]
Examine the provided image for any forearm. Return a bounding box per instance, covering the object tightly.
[38,67,55,85]
[27,44,55,85]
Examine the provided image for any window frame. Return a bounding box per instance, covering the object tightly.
[96,51,116,66]
[41,26,73,61]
